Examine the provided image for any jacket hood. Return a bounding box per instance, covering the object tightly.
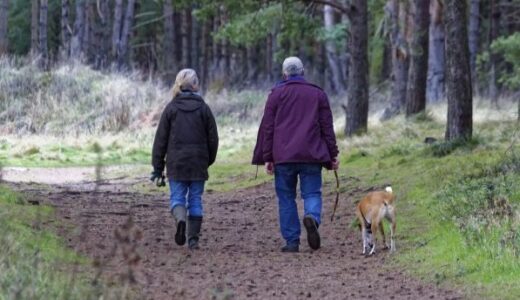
[173,93,204,112]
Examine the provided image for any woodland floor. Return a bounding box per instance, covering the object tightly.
[5,168,463,300]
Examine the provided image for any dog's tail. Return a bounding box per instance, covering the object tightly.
[384,186,396,205]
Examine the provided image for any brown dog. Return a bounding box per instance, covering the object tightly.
[356,186,396,255]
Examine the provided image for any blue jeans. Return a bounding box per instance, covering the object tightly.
[274,163,322,246]
[169,180,205,217]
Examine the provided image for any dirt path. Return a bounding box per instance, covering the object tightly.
[7,175,461,300]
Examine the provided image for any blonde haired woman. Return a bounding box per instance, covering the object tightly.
[151,69,219,249]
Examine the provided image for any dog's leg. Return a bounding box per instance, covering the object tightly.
[379,222,389,250]
[361,227,367,254]
[369,222,377,255]
[390,217,396,252]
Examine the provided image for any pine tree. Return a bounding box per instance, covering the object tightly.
[445,0,473,140]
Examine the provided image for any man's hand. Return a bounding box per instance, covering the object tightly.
[150,170,166,187]
[331,158,340,170]
[265,162,274,175]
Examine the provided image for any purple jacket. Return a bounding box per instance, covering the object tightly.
[252,78,339,169]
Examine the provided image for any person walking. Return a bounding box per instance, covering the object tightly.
[151,68,219,250]
[252,57,339,252]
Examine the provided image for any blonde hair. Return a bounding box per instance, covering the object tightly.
[172,68,199,98]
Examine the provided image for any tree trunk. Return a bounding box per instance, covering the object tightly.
[489,0,500,106]
[39,0,48,69]
[405,0,430,116]
[345,0,369,136]
[112,0,123,60]
[266,33,273,82]
[246,46,258,84]
[238,47,248,85]
[220,5,229,84]
[468,0,480,93]
[314,42,326,89]
[381,0,409,120]
[426,0,445,102]
[180,7,191,68]
[191,11,200,72]
[500,0,516,35]
[381,36,392,82]
[445,0,473,141]
[211,14,220,83]
[70,0,85,60]
[96,0,110,69]
[83,2,92,63]
[59,0,71,60]
[163,0,176,83]
[31,0,39,57]
[209,14,220,82]
[200,20,210,91]
[118,0,136,69]
[181,9,190,69]
[340,0,350,92]
[0,0,9,55]
[324,4,346,93]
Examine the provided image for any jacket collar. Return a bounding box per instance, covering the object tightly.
[274,75,306,88]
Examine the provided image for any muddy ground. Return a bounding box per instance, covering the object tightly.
[7,174,462,300]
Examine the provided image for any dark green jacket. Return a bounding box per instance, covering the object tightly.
[152,92,219,181]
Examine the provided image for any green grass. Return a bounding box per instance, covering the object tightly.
[338,118,519,299]
[0,185,140,299]
[0,185,95,299]
[0,137,151,168]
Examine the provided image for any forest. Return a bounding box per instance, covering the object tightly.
[1,0,519,135]
[0,1,519,299]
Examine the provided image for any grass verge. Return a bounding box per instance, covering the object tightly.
[0,185,95,299]
[338,117,519,299]
[0,185,140,299]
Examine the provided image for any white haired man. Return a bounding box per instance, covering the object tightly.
[253,57,339,252]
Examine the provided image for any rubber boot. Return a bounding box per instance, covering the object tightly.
[187,216,203,250]
[172,206,187,246]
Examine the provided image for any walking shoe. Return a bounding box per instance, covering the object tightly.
[281,244,299,253]
[303,215,320,250]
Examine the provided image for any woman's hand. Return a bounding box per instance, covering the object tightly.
[150,170,166,187]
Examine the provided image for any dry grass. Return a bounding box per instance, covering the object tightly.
[337,99,519,152]
[0,57,168,135]
[0,58,273,136]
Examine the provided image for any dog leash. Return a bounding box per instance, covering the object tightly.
[330,170,340,222]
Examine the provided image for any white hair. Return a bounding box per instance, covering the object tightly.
[282,56,304,76]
